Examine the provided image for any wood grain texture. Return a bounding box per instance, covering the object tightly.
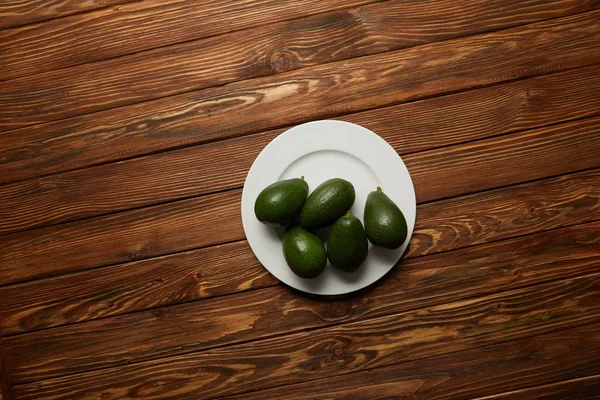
[224,325,600,400]
[0,161,597,289]
[227,324,600,400]
[403,169,600,258]
[0,241,275,335]
[473,375,600,400]
[1,112,599,237]
[1,63,598,193]
[1,0,597,131]
[0,0,136,30]
[1,11,599,186]
[0,0,378,82]
[4,220,600,381]
[0,189,244,286]
[1,1,598,398]
[1,167,598,334]
[3,65,600,189]
[0,339,12,400]
[404,117,600,203]
[10,273,600,398]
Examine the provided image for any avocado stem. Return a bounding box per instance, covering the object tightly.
[345,211,352,218]
[377,186,382,192]
[301,176,305,180]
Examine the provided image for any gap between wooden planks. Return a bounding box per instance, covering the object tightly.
[0,0,382,81]
[1,122,599,286]
[1,0,597,131]
[10,272,600,399]
[1,67,600,236]
[0,168,598,336]
[223,323,600,400]
[1,10,599,187]
[2,218,599,383]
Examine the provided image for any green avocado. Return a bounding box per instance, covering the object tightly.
[300,178,355,230]
[283,225,327,279]
[254,177,309,227]
[364,187,408,249]
[327,212,368,272]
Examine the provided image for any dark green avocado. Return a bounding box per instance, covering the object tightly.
[283,225,327,279]
[364,187,407,249]
[254,177,309,227]
[300,178,355,230]
[327,212,368,272]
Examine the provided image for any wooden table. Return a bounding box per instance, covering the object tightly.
[0,1,599,399]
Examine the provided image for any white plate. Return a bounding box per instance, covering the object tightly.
[241,120,416,295]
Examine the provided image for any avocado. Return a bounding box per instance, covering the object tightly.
[283,225,327,279]
[364,187,407,249]
[300,178,355,230]
[254,177,309,227]
[327,212,368,272]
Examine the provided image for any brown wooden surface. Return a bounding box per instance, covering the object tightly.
[2,113,599,235]
[472,375,600,400]
[1,10,599,188]
[1,163,597,287]
[4,221,600,381]
[11,273,600,398]
[0,0,380,82]
[2,63,600,186]
[0,339,10,400]
[0,0,137,29]
[224,323,600,400]
[2,0,597,131]
[1,1,599,399]
[1,173,598,334]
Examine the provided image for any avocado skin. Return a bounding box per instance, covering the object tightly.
[300,178,355,230]
[327,213,368,272]
[254,178,309,227]
[364,187,407,249]
[283,225,327,279]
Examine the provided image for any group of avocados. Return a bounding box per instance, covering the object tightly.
[254,177,408,279]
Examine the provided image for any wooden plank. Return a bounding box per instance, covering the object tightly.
[3,220,599,381]
[2,64,600,189]
[10,272,600,397]
[0,161,598,289]
[1,169,598,334]
[1,11,599,186]
[0,0,136,30]
[0,0,377,82]
[1,109,599,238]
[1,0,597,131]
[473,375,600,400]
[223,325,600,400]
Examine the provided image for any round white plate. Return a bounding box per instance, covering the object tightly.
[241,120,416,295]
